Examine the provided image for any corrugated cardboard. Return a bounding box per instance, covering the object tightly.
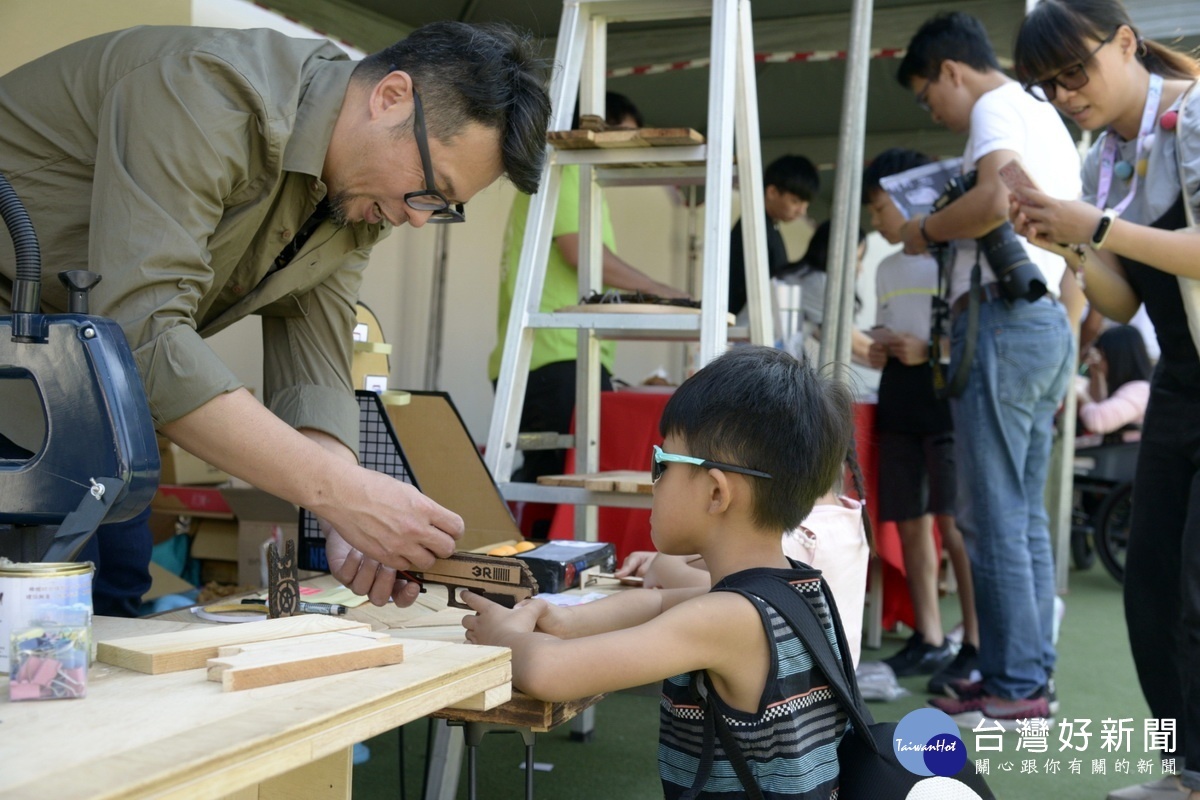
[221,488,298,590]
[157,437,230,485]
[384,393,522,552]
[144,560,196,601]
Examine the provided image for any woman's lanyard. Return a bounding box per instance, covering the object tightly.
[1095,73,1164,213]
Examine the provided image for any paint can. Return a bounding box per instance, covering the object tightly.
[0,561,93,687]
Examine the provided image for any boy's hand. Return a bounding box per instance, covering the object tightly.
[461,591,544,646]
[615,550,658,578]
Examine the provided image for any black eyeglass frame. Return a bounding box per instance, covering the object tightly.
[915,79,935,113]
[403,87,465,223]
[1024,28,1119,102]
[650,444,774,484]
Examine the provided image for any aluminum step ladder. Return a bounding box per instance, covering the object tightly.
[485,0,772,541]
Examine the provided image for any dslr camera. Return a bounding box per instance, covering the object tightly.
[933,171,1048,303]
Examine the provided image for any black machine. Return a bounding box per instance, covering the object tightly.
[0,173,158,563]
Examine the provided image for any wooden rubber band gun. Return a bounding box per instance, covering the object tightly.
[404,552,539,609]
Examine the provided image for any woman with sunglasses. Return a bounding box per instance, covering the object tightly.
[1010,3,1200,798]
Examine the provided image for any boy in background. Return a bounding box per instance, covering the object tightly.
[464,346,853,799]
[863,148,980,693]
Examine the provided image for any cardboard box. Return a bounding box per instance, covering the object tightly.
[157,437,229,485]
[153,485,297,588]
[144,561,196,601]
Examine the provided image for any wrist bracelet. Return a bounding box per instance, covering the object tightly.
[920,216,939,246]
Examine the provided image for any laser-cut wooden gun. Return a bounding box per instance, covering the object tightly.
[407,552,539,609]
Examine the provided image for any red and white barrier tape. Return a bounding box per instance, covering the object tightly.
[607,48,906,79]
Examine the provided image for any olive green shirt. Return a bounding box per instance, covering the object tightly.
[0,26,389,455]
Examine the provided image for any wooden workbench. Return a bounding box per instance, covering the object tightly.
[0,615,512,800]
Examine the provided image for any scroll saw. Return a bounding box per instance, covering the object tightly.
[0,173,158,562]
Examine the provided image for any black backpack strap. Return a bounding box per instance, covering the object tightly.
[685,672,766,800]
[719,576,879,754]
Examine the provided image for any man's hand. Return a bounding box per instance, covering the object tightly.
[461,591,545,646]
[323,526,423,607]
[889,333,932,366]
[314,468,463,606]
[866,327,895,369]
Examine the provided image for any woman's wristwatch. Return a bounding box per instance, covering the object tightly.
[1090,209,1118,250]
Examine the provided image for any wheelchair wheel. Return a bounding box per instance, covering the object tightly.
[1095,482,1133,584]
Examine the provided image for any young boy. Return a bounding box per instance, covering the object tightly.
[862,148,979,693]
[464,346,854,799]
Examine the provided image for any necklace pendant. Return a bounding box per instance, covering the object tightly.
[1114,160,1134,181]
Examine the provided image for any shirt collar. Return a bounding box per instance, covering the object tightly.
[283,59,357,182]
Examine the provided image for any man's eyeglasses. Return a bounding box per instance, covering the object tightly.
[404,88,465,223]
[1024,29,1118,102]
[651,444,773,484]
[915,80,934,112]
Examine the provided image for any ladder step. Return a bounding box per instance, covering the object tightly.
[548,127,704,150]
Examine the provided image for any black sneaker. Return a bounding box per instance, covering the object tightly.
[927,643,981,695]
[883,632,956,677]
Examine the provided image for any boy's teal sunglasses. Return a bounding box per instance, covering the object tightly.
[651,444,773,483]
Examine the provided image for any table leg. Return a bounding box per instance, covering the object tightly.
[569,706,595,742]
[423,719,464,800]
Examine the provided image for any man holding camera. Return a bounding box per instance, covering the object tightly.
[896,12,1080,728]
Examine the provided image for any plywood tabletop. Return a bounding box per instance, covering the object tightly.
[0,616,510,800]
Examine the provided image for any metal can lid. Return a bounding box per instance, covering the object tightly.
[0,561,94,578]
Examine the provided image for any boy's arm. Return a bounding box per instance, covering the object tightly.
[463,590,765,703]
[536,585,709,638]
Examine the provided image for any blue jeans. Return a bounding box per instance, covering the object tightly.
[77,505,154,618]
[950,296,1072,699]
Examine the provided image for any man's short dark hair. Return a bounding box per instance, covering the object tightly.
[659,346,852,532]
[356,21,551,195]
[764,155,820,203]
[862,147,934,204]
[897,12,1002,89]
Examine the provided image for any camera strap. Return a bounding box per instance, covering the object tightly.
[930,244,981,399]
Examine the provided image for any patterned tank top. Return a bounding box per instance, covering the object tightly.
[658,563,849,799]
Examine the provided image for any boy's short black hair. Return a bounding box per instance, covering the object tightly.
[897,12,1002,89]
[659,346,853,532]
[764,155,820,203]
[862,147,934,204]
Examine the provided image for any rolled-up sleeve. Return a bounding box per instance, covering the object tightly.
[262,250,369,457]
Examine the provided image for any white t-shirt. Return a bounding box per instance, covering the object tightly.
[950,81,1082,303]
[874,251,939,338]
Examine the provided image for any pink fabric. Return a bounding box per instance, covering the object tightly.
[1079,380,1150,434]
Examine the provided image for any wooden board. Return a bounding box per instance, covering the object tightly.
[556,303,737,327]
[547,127,704,150]
[537,470,653,495]
[97,615,372,674]
[1,616,512,800]
[207,630,405,691]
[431,690,605,733]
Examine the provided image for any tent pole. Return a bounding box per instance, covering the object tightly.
[819,0,873,382]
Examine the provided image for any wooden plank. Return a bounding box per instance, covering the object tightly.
[547,127,703,150]
[97,615,372,674]
[208,631,405,692]
[430,690,604,733]
[538,470,654,494]
[584,470,652,494]
[445,683,513,712]
[546,129,596,149]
